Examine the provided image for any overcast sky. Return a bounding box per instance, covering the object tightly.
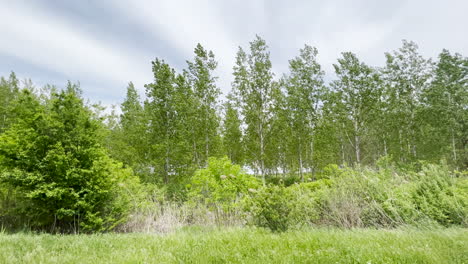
[1,0,467,108]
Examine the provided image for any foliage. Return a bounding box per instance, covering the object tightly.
[319,163,467,228]
[187,157,259,212]
[247,185,291,231]
[232,35,276,183]
[0,85,140,232]
[248,179,331,231]
[1,36,468,233]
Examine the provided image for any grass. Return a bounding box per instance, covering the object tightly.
[0,227,466,263]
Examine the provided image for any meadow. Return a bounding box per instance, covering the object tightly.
[0,227,466,264]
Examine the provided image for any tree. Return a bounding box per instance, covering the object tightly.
[331,52,381,164]
[144,59,195,184]
[232,36,275,184]
[186,44,222,166]
[0,83,137,232]
[422,50,468,167]
[382,40,433,162]
[0,72,20,133]
[144,59,178,184]
[222,96,244,165]
[110,82,147,169]
[283,45,324,179]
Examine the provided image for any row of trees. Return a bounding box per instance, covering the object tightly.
[0,37,466,231]
[1,37,466,187]
[106,37,466,185]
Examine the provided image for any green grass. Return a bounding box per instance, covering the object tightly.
[0,227,466,263]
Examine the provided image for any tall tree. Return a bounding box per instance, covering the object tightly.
[331,52,381,164]
[222,95,244,165]
[283,45,324,179]
[0,72,20,133]
[109,82,147,172]
[144,59,179,184]
[422,50,468,167]
[382,40,433,162]
[186,44,221,166]
[232,36,275,184]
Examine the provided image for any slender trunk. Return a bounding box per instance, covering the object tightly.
[310,138,315,181]
[259,122,265,186]
[448,94,457,164]
[355,134,361,164]
[383,138,388,156]
[165,108,170,184]
[410,109,417,158]
[205,132,209,165]
[204,104,210,165]
[353,119,361,164]
[164,146,169,184]
[398,129,404,162]
[298,143,304,182]
[451,128,457,163]
[340,137,346,166]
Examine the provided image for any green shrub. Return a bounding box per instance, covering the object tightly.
[248,179,331,231]
[0,87,141,232]
[410,164,466,226]
[285,179,331,227]
[248,185,292,232]
[187,157,260,214]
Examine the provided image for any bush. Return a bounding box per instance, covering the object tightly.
[248,185,291,232]
[316,163,468,228]
[187,157,260,221]
[0,87,141,232]
[286,180,331,227]
[410,164,466,226]
[247,179,331,231]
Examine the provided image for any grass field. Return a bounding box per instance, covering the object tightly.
[0,227,466,263]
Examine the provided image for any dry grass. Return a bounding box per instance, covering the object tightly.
[117,202,246,233]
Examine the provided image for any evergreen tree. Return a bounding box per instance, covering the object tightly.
[108,82,148,176]
[0,83,136,231]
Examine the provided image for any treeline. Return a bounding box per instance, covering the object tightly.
[0,36,467,232]
[107,37,467,186]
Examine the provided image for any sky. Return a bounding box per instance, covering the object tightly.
[1,0,467,109]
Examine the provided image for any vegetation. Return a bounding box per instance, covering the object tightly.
[0,227,466,263]
[0,36,466,241]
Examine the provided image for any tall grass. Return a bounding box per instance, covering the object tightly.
[0,227,466,263]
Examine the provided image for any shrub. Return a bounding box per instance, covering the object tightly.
[0,87,140,232]
[247,179,331,231]
[187,157,260,220]
[410,164,466,226]
[248,185,291,232]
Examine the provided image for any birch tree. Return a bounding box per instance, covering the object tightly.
[232,36,275,184]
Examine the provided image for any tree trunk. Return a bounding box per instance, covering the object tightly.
[298,144,304,182]
[451,128,457,163]
[353,119,361,164]
[259,122,266,186]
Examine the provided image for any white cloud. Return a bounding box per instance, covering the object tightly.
[0,2,152,95]
[0,0,467,106]
[112,0,271,96]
